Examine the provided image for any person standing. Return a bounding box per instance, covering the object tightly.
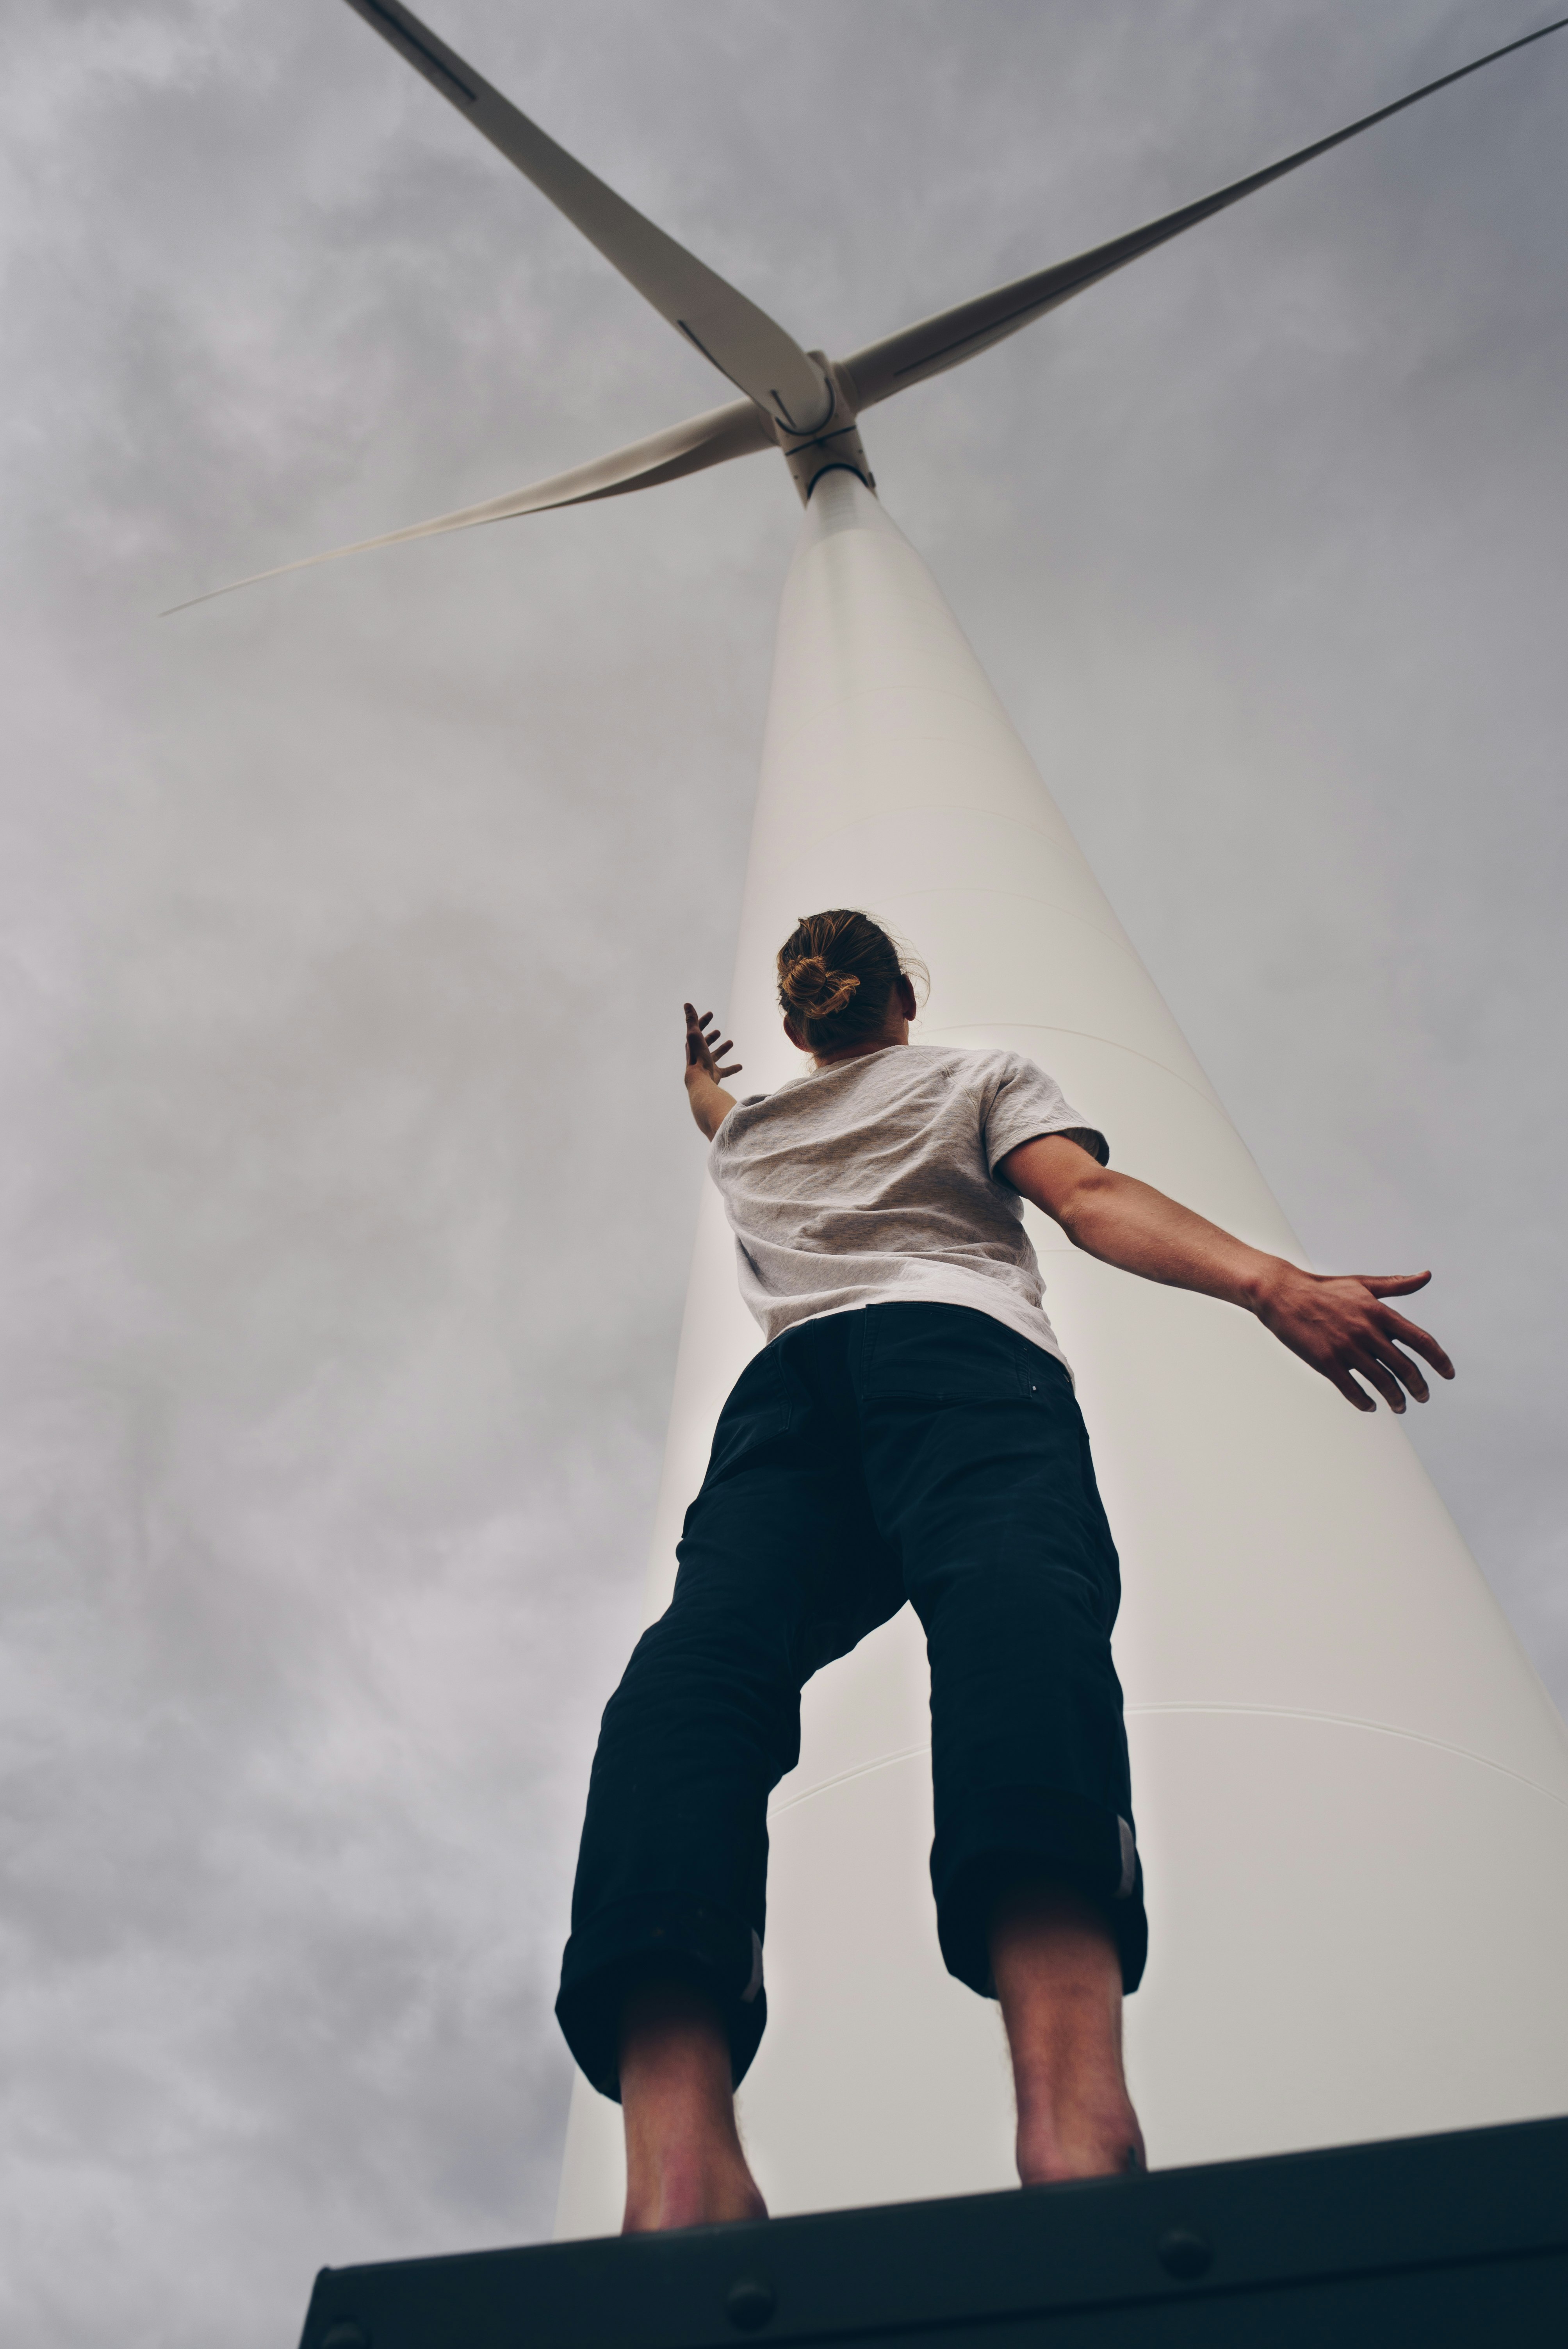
[556,909,1452,2231]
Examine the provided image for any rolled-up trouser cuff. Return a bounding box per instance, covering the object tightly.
[932,1785,1148,1998]
[555,1895,767,2103]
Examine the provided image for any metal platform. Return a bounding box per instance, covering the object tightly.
[298,2112,1568,2348]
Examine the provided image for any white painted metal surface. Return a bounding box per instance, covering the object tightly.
[554,469,1568,2237]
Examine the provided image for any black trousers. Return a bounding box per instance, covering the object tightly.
[556,1302,1145,2098]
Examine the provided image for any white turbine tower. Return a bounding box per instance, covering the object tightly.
[188,1,1568,2235]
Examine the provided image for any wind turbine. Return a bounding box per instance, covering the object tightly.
[187,1,1568,2234]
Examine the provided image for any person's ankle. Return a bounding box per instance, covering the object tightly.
[1014,2088,1145,2184]
[618,1975,768,2232]
[623,2144,768,2232]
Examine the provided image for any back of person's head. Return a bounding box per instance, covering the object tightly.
[776,910,924,1054]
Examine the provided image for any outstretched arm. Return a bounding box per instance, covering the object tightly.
[683,1002,741,1141]
[998,1134,1454,1416]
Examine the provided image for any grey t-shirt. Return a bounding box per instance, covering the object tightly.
[707,1043,1107,1371]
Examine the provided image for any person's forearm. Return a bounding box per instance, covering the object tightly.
[685,1072,736,1142]
[1052,1168,1288,1309]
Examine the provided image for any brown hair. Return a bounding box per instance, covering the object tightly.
[776,910,925,1054]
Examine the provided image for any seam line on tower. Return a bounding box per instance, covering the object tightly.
[1130,1704,1568,1812]
[922,1022,1223,1109]
[769,1710,1568,1821]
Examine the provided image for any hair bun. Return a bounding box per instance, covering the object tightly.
[775,909,919,1048]
[781,955,861,1018]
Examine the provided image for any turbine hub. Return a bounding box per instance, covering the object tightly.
[773,355,875,504]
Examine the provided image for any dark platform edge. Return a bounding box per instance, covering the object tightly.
[299,2112,1568,2349]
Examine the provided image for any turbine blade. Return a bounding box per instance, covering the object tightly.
[163,397,771,615]
[339,0,830,435]
[843,13,1568,409]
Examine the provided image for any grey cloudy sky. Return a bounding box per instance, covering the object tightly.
[2,2,1564,2341]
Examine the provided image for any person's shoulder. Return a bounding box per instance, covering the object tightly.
[712,1066,825,1133]
[931,1044,1051,1087]
[708,1089,775,1151]
[897,1044,963,1071]
[869,1045,1044,1112]
[867,1044,976,1089]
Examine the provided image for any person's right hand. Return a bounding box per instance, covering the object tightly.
[1001,1135,1456,1417]
[1252,1266,1454,1414]
[684,1003,741,1090]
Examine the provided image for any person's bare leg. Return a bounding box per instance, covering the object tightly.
[618,1977,768,2233]
[990,1879,1146,2185]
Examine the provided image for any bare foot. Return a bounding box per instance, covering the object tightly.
[619,1977,768,2233]
[991,1879,1146,2185]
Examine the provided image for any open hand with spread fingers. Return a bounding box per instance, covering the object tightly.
[684,1002,741,1085]
[683,1002,742,1141]
[998,1134,1456,1416]
[1250,1266,1454,1415]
